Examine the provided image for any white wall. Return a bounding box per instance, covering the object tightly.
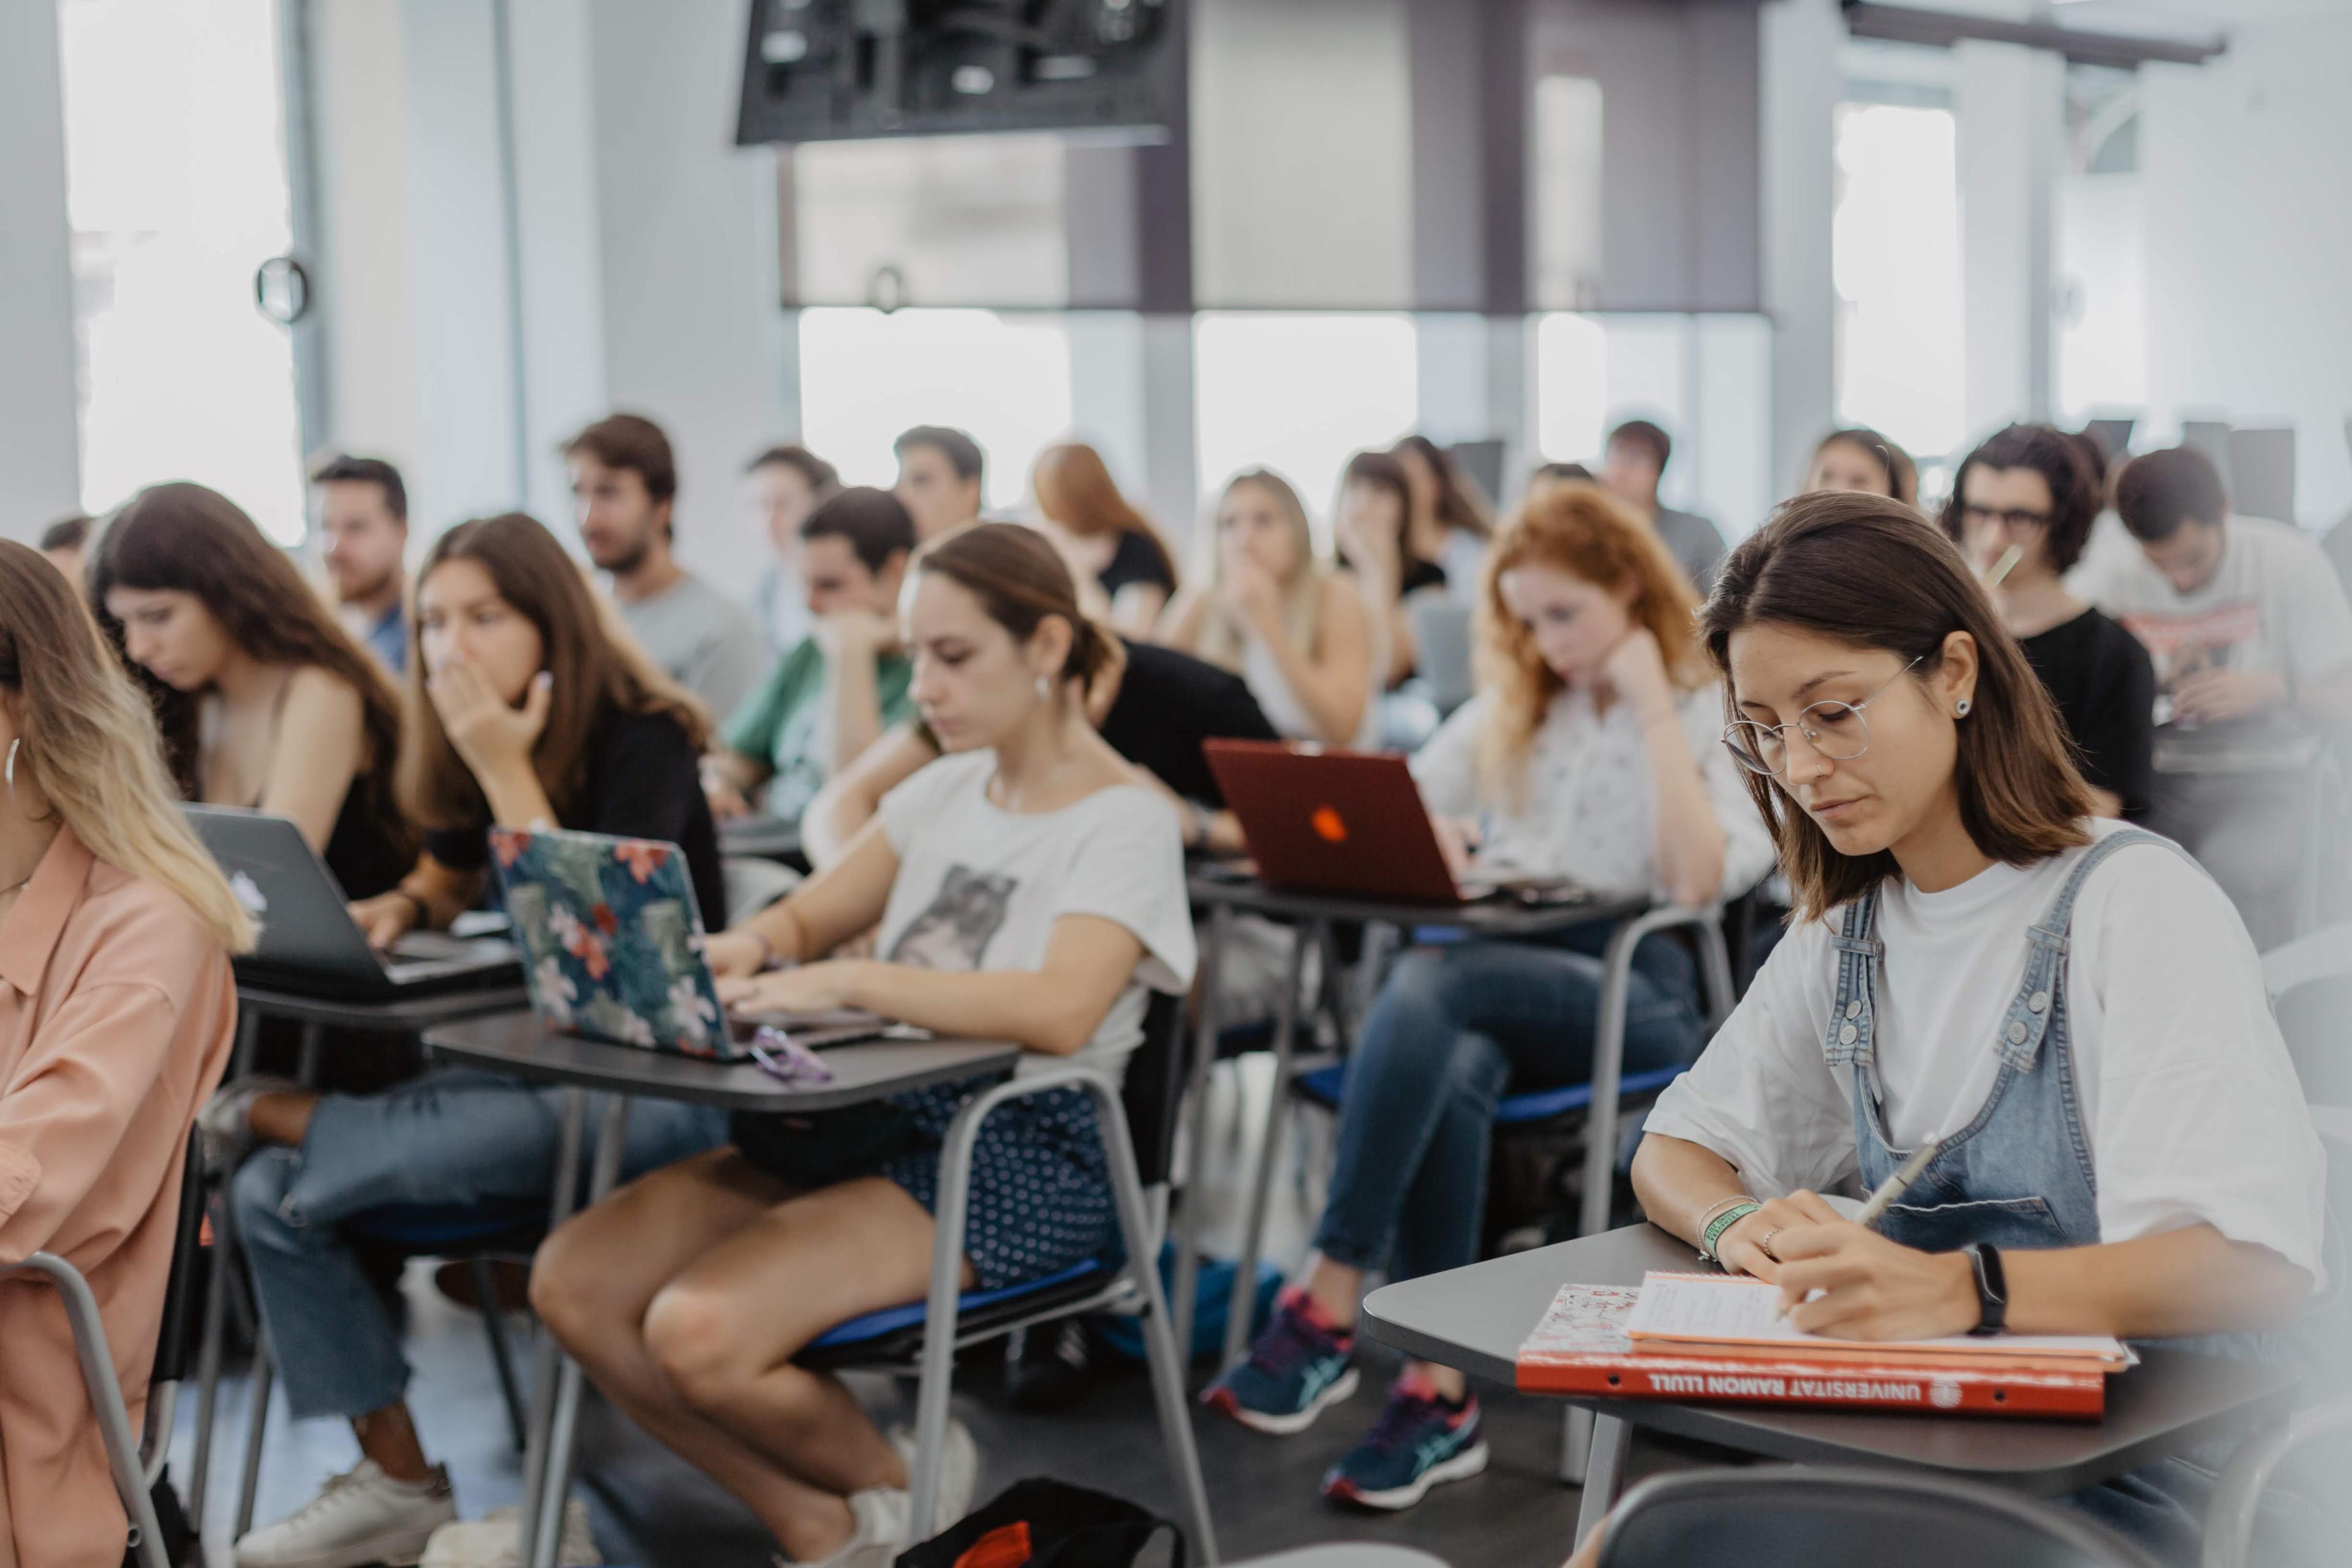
[0,0,84,540]
[2139,11,2352,528]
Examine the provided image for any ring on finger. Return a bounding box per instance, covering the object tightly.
[1756,1229,1781,1262]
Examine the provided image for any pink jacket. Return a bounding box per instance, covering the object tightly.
[0,829,235,1567]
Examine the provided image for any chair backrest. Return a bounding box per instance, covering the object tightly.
[1122,989,1188,1189]
[1598,1468,2160,1568]
[151,1133,206,1384]
[2264,923,2352,1108]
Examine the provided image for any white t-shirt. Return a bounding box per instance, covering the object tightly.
[1645,820,2328,1284]
[1409,681,1776,904]
[2076,514,2352,692]
[876,750,1196,1081]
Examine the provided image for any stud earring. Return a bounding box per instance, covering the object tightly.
[1954,699,1972,717]
[1035,674,1052,702]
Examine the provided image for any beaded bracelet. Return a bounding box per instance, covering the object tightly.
[1699,1200,1763,1262]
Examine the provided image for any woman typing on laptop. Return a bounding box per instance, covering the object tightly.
[219,514,734,1568]
[529,524,1194,1568]
[1202,480,1774,1510]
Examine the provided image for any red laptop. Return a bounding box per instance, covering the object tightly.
[1202,739,1498,905]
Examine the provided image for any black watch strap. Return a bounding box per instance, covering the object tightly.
[1962,1242,2007,1336]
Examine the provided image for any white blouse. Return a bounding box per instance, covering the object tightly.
[1408,681,1776,904]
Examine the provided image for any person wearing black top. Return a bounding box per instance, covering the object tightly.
[1942,424,2156,818]
[216,514,734,1568]
[1033,441,1180,638]
[1335,450,1449,690]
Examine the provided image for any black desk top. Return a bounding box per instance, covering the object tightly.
[1361,1224,2294,1496]
[1185,869,1646,935]
[236,982,533,1031]
[423,1008,1023,1112]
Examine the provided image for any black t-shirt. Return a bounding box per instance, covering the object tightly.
[1099,530,1178,598]
[1400,557,1449,598]
[1098,639,1279,807]
[424,706,728,932]
[2019,606,2158,820]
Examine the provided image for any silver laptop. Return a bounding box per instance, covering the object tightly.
[183,806,521,998]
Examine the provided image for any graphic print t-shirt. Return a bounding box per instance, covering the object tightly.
[875,750,1196,1080]
[2078,514,2352,693]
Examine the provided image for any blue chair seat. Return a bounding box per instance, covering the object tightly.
[349,1203,548,1250]
[1292,1062,1686,1126]
[799,1259,1107,1368]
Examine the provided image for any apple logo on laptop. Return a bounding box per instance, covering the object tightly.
[229,870,268,919]
[1310,805,1348,844]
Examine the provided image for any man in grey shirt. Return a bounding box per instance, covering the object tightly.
[566,412,764,718]
[1602,418,1727,595]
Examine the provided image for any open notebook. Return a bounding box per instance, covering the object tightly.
[1624,1272,2133,1371]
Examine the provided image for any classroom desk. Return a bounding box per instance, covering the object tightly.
[423,1011,1022,1568]
[188,977,533,1535]
[719,813,807,867]
[1360,1223,2295,1550]
[1174,872,1677,1372]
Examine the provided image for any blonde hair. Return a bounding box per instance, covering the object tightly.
[1195,469,1330,671]
[0,541,253,952]
[1474,481,1708,806]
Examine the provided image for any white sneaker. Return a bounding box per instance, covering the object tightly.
[233,1460,457,1568]
[889,1418,979,1531]
[198,1074,302,1178]
[784,1487,910,1568]
[417,1501,601,1568]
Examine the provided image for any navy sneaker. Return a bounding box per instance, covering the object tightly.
[1321,1374,1489,1510]
[1200,1287,1360,1434]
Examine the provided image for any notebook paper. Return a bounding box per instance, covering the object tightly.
[1622,1272,2130,1366]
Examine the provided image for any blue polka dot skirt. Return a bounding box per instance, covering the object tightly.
[880,1077,1115,1291]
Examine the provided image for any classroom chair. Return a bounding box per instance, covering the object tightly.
[1,1134,208,1568]
[793,990,1219,1559]
[1593,1468,2161,1568]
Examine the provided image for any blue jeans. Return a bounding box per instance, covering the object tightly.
[1312,927,1703,1284]
[231,1068,729,1420]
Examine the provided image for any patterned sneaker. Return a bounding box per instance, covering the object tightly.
[1321,1373,1488,1510]
[1200,1287,1359,1435]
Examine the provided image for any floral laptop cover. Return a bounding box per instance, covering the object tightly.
[486,826,738,1060]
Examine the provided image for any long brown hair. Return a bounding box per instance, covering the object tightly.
[1474,481,1707,802]
[1701,491,2095,920]
[90,482,408,816]
[1195,469,1328,672]
[401,513,710,831]
[1031,442,1179,592]
[1393,434,1494,540]
[0,541,252,951]
[913,522,1118,693]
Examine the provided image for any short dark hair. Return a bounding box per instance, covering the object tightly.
[1940,424,2103,574]
[2114,446,2228,544]
[565,413,677,505]
[800,486,917,576]
[308,453,409,523]
[894,425,985,486]
[1607,420,1673,473]
[745,443,840,496]
[39,514,92,553]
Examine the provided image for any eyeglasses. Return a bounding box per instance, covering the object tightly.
[1722,657,1923,777]
[1958,505,2054,531]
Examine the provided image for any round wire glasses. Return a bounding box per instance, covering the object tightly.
[1721,657,1923,777]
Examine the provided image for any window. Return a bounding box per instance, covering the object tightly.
[795,307,1074,513]
[57,0,306,541]
[2057,69,2144,423]
[1831,102,1966,462]
[1191,313,1418,546]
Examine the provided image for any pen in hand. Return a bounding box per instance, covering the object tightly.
[1771,1139,1942,1322]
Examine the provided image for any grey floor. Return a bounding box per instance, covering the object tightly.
[169,1059,1717,1568]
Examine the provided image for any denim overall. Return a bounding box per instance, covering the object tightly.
[1824,829,2263,1564]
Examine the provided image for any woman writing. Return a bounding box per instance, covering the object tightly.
[0,541,249,1566]
[92,481,413,899]
[1631,491,2324,1564]
[1158,469,1378,748]
[1204,483,1774,1510]
[530,524,1195,1568]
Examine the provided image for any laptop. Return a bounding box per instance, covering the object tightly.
[1202,739,1593,907]
[487,825,895,1060]
[183,806,521,998]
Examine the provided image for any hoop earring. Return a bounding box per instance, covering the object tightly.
[1954,699,1972,717]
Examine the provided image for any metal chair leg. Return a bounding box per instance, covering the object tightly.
[1572,1411,1630,1548]
[470,1254,530,1452]
[1222,925,1313,1371]
[1170,902,1231,1364]
[234,1340,274,1537]
[516,1087,589,1568]
[527,1093,630,1568]
[187,1008,261,1531]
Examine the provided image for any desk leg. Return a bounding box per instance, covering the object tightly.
[527,1093,630,1568]
[1571,1412,1629,1549]
[516,1088,590,1568]
[187,1006,262,1532]
[1171,902,1231,1367]
[1560,1404,1593,1483]
[1578,924,1641,1239]
[1221,922,1313,1373]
